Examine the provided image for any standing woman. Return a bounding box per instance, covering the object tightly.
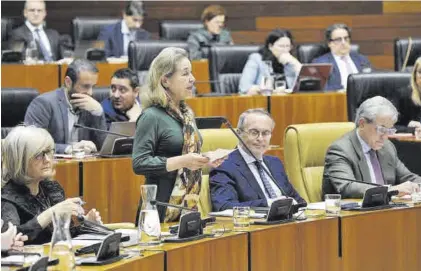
[239,29,302,95]
[132,47,211,222]
[395,57,421,134]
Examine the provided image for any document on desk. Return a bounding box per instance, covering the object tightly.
[1,255,24,266]
[209,209,265,219]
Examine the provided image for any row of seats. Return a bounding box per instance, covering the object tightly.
[1,71,410,140]
[2,16,420,72]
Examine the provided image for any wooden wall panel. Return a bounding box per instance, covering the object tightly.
[383,1,421,13]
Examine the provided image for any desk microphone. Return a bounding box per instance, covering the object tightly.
[221,117,307,210]
[73,124,130,137]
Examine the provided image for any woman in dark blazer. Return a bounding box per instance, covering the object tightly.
[1,126,101,245]
[132,47,223,222]
[395,57,421,134]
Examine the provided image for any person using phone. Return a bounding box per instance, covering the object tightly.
[24,58,107,154]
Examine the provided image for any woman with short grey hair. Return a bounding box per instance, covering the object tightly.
[1,126,101,244]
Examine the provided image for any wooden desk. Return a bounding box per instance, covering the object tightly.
[162,231,248,271]
[270,92,348,147]
[54,160,80,198]
[248,217,340,271]
[82,157,145,224]
[341,206,421,271]
[1,63,60,93]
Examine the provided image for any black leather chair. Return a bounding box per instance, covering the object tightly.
[297,43,360,64]
[1,88,39,138]
[159,20,203,41]
[208,45,259,94]
[346,72,411,121]
[394,38,421,72]
[72,17,120,42]
[92,87,110,103]
[128,40,189,85]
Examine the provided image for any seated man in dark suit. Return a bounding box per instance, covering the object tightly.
[210,109,305,211]
[9,0,62,61]
[101,68,141,128]
[98,0,150,58]
[312,23,371,91]
[24,59,107,154]
[323,96,421,198]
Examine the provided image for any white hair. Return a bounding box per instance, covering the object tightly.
[354,96,398,126]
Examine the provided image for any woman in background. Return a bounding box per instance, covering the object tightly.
[132,47,225,222]
[395,57,421,135]
[187,5,233,60]
[239,29,302,95]
[1,126,101,244]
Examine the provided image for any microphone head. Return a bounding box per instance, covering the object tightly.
[74,123,82,128]
[150,200,157,205]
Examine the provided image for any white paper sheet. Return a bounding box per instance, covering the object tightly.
[208,209,265,219]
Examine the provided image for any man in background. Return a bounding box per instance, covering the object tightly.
[312,23,371,91]
[10,0,62,61]
[25,59,107,154]
[98,0,150,57]
[101,68,141,128]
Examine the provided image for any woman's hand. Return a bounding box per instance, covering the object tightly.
[84,208,102,224]
[11,232,28,251]
[408,121,421,128]
[208,157,226,168]
[182,153,210,170]
[52,197,85,217]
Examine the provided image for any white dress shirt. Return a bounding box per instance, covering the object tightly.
[355,130,378,184]
[121,20,135,56]
[333,54,359,89]
[25,21,52,57]
[238,146,283,200]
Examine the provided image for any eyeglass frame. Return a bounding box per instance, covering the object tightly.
[238,128,272,139]
[33,149,55,161]
[329,36,351,44]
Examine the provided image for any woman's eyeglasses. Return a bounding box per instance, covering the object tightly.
[33,149,55,161]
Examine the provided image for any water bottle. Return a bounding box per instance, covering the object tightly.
[25,40,38,64]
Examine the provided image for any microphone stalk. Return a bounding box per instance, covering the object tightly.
[73,124,130,137]
[150,200,196,212]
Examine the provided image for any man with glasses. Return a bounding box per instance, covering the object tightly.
[98,0,150,58]
[323,96,421,199]
[24,59,107,154]
[9,0,63,61]
[209,109,305,211]
[312,23,371,91]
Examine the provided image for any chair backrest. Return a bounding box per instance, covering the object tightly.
[198,174,212,217]
[209,45,259,93]
[92,87,110,103]
[346,72,411,121]
[72,17,120,42]
[159,20,203,41]
[128,40,189,86]
[297,43,360,64]
[394,38,421,72]
[1,88,39,127]
[284,122,355,202]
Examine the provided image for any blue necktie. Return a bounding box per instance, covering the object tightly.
[254,161,277,198]
[34,29,52,62]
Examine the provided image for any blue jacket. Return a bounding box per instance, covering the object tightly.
[209,149,305,211]
[312,52,371,91]
[101,97,141,129]
[239,53,297,94]
[98,21,150,57]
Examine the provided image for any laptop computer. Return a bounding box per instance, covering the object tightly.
[290,63,332,93]
[99,122,136,158]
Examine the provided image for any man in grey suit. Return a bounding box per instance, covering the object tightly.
[25,59,106,154]
[323,96,421,198]
[9,0,62,61]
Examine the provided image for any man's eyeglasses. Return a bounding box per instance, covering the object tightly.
[375,125,397,136]
[34,149,55,161]
[330,36,350,44]
[241,129,272,139]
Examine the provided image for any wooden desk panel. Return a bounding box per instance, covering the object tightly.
[82,158,145,224]
[1,63,59,93]
[341,207,421,271]
[187,95,268,127]
[270,92,347,146]
[164,232,248,271]
[249,217,340,271]
[54,160,80,198]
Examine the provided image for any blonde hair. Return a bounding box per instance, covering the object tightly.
[141,47,189,109]
[2,126,54,186]
[411,57,421,106]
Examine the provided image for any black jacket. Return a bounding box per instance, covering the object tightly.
[395,85,421,134]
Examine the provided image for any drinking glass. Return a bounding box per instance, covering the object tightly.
[325,194,341,216]
[233,206,250,230]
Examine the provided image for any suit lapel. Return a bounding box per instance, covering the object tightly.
[377,146,391,184]
[45,29,56,60]
[328,53,341,87]
[349,131,372,182]
[57,89,69,143]
[116,22,124,56]
[233,150,266,200]
[350,53,362,72]
[262,157,285,194]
